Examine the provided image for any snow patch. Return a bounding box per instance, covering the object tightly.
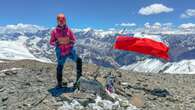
[133,33,163,43]
[0,68,22,73]
[121,59,166,73]
[59,95,139,110]
[0,36,51,63]
[164,60,195,74]
[121,59,195,74]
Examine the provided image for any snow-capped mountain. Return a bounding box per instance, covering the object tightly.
[0,23,195,74]
[0,24,52,63]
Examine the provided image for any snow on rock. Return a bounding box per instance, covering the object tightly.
[58,100,84,110]
[121,59,195,74]
[0,36,34,59]
[58,95,139,110]
[0,68,23,73]
[0,36,51,63]
[121,59,166,73]
[164,60,195,74]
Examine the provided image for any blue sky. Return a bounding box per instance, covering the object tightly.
[0,0,195,29]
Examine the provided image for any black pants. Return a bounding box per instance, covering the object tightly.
[56,57,82,84]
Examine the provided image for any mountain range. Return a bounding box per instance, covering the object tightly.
[0,23,195,74]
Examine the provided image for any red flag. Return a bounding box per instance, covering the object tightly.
[114,35,170,61]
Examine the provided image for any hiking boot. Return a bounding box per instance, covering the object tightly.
[56,82,63,88]
[56,81,68,88]
[62,81,68,87]
[73,81,79,89]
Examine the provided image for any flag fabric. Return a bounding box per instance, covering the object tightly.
[113,34,170,61]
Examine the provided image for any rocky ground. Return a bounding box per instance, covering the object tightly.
[0,59,195,110]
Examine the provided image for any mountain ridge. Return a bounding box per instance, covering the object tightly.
[0,24,195,74]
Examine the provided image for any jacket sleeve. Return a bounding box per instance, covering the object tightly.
[68,29,77,44]
[50,30,56,47]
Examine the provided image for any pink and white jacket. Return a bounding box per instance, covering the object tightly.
[50,25,76,56]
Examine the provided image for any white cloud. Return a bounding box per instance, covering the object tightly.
[153,22,161,27]
[144,22,150,28]
[138,4,174,15]
[180,9,195,18]
[108,28,115,31]
[144,22,174,29]
[115,23,136,27]
[144,22,161,29]
[179,23,195,29]
[163,22,173,27]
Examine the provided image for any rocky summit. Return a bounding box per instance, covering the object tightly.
[0,59,195,110]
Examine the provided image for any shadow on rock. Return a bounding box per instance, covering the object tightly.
[150,88,170,97]
[127,85,170,97]
[48,86,76,97]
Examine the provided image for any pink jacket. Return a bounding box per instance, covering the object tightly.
[50,25,76,56]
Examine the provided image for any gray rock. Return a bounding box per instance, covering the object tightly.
[78,77,115,102]
[0,60,195,110]
[2,96,8,102]
[119,99,129,107]
[78,77,104,95]
[0,73,6,77]
[0,86,5,92]
[77,98,95,107]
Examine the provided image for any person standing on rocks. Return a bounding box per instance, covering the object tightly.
[50,13,82,88]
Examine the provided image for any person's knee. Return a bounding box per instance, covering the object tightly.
[57,64,63,68]
[77,57,82,65]
[57,64,63,72]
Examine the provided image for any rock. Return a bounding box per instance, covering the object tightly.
[53,102,64,106]
[95,96,120,110]
[1,60,195,110]
[23,103,31,107]
[130,95,144,108]
[0,105,7,110]
[2,96,8,102]
[77,98,95,107]
[77,77,115,102]
[0,85,5,92]
[121,82,129,86]
[147,95,157,101]
[112,101,120,110]
[119,99,129,107]
[126,104,139,110]
[4,71,17,76]
[58,101,72,110]
[0,88,5,92]
[166,96,181,103]
[71,100,84,110]
[72,93,96,99]
[78,77,104,95]
[63,93,73,102]
[96,77,106,86]
[8,90,15,94]
[88,103,103,110]
[24,82,31,86]
[0,73,6,77]
[150,88,170,97]
[42,99,50,104]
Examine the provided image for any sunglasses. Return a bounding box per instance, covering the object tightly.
[57,16,65,21]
